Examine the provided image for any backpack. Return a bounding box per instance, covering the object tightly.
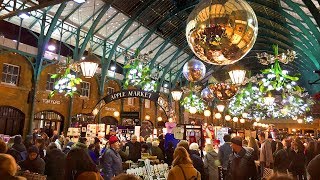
[177,164,200,180]
[7,148,27,163]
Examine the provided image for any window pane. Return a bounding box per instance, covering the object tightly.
[13,67,18,74]
[2,74,6,82]
[3,65,8,73]
[8,66,13,73]
[12,76,17,84]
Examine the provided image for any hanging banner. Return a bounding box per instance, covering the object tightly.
[103,90,159,104]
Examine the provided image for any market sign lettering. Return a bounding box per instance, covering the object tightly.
[42,99,61,105]
[103,90,159,104]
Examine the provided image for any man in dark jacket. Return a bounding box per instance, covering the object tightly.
[226,136,257,180]
[125,135,141,162]
[7,135,27,163]
[218,134,233,178]
[19,145,45,175]
[44,143,66,180]
[102,136,123,180]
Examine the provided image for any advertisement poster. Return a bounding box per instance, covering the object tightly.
[121,112,140,126]
[216,127,229,145]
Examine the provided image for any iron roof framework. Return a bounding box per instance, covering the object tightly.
[0,0,319,94]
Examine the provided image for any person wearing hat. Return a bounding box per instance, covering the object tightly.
[101,136,123,180]
[226,136,257,180]
[19,145,45,175]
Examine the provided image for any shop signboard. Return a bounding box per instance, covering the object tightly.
[103,90,159,104]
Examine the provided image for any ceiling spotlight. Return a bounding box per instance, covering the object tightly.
[73,0,86,3]
[47,44,56,51]
[18,12,30,19]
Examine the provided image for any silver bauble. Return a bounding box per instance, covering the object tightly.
[183,59,206,82]
[186,0,258,65]
[201,87,214,102]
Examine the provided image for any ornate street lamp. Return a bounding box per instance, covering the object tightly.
[79,48,100,78]
[171,83,183,101]
[228,69,246,85]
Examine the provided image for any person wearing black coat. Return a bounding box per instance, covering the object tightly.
[273,142,289,174]
[125,135,141,162]
[7,135,27,163]
[44,143,66,180]
[289,141,306,180]
[165,142,174,166]
[19,146,45,175]
[307,154,320,180]
[226,137,257,180]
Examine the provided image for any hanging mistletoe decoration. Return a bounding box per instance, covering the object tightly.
[49,57,82,98]
[123,50,158,92]
[228,45,314,121]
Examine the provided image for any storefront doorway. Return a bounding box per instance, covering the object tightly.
[0,106,25,136]
[34,111,64,138]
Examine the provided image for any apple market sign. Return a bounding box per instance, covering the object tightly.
[103,90,159,104]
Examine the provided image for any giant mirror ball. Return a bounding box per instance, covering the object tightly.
[201,87,214,102]
[186,0,258,65]
[183,59,206,82]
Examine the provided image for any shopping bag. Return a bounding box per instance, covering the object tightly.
[263,168,274,179]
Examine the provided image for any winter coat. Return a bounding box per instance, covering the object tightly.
[89,149,99,165]
[189,150,204,179]
[73,142,88,150]
[101,148,123,180]
[76,171,103,180]
[307,154,320,180]
[260,139,274,166]
[273,149,289,174]
[125,141,141,162]
[204,151,220,180]
[44,148,66,180]
[7,144,27,163]
[289,151,306,175]
[218,142,232,169]
[19,156,45,175]
[167,163,200,180]
[165,147,174,166]
[305,149,315,165]
[226,147,257,180]
[150,146,164,161]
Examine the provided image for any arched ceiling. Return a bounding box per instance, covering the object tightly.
[0,0,319,94]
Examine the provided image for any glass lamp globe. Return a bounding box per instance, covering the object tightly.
[233,117,239,122]
[240,118,245,123]
[204,110,211,117]
[225,115,231,121]
[214,112,222,119]
[145,115,150,120]
[216,104,225,112]
[113,111,120,117]
[171,88,183,101]
[189,106,197,114]
[229,69,246,85]
[157,116,163,121]
[186,0,258,65]
[297,119,303,124]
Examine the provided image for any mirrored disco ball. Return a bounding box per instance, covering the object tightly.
[201,87,214,102]
[183,59,206,82]
[186,0,258,65]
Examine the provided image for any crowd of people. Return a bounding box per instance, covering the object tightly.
[0,129,320,180]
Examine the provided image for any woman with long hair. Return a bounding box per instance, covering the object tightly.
[248,137,259,161]
[167,146,200,180]
[64,148,102,180]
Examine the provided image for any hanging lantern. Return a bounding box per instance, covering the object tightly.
[214,112,222,119]
[157,117,163,121]
[171,86,183,101]
[204,110,211,117]
[225,115,231,121]
[242,112,248,118]
[145,115,150,120]
[292,116,298,121]
[216,104,225,112]
[189,106,197,114]
[79,48,100,78]
[186,0,258,65]
[113,111,120,117]
[297,119,303,123]
[228,69,246,85]
[233,117,239,122]
[240,118,245,123]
